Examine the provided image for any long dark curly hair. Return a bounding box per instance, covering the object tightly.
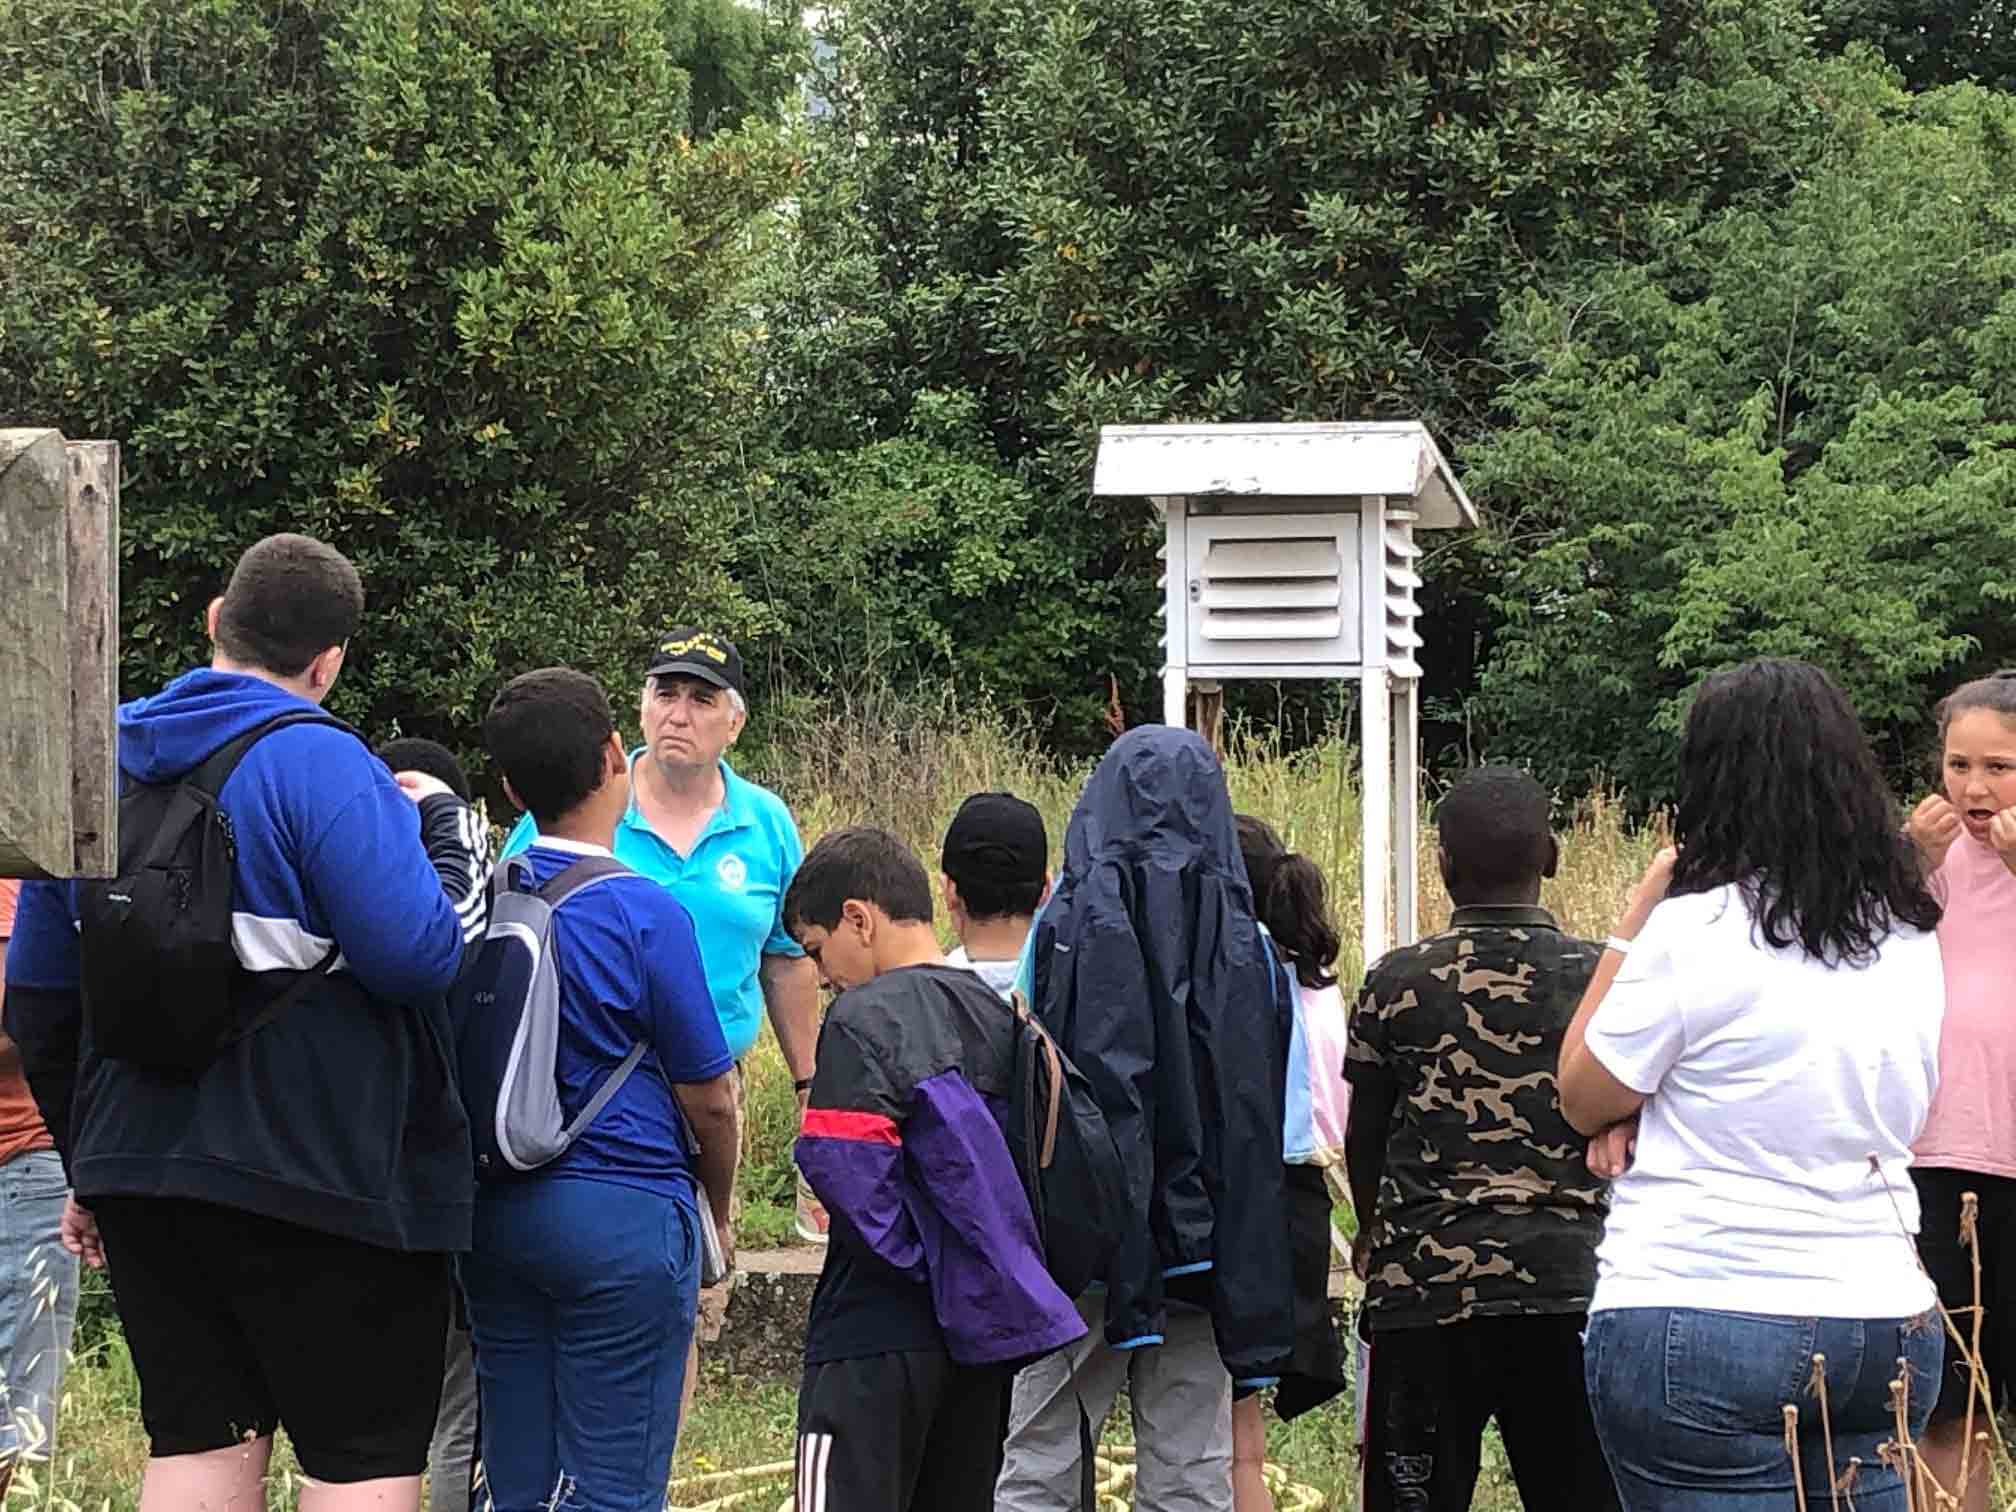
[1670,658,1942,964]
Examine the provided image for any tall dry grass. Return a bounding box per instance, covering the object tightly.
[753,704,1668,964]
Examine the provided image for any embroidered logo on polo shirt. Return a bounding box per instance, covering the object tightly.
[716,853,748,892]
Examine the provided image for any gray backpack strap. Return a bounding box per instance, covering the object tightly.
[492,853,535,904]
[537,853,650,1151]
[562,1041,650,1144]
[537,854,632,906]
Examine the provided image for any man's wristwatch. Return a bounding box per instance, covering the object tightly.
[794,1076,814,1094]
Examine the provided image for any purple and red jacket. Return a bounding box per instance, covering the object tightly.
[794,963,1086,1367]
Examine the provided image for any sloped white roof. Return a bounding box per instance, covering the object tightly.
[1092,421,1477,529]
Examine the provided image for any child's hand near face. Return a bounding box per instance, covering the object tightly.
[1992,806,2016,877]
[1908,793,1965,872]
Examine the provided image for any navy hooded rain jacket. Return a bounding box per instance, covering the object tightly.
[1029,725,1296,1385]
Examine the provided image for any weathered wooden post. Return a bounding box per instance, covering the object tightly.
[1188,679,1227,759]
[0,429,120,879]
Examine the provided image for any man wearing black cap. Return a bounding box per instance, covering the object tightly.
[496,630,822,1413]
[940,793,1051,1002]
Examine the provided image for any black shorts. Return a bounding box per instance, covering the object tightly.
[1913,1165,2016,1424]
[93,1196,450,1482]
[1362,1314,1620,1512]
[1276,1163,1347,1420]
[796,1349,1009,1512]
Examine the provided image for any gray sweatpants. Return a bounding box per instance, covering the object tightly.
[427,1314,480,1511]
[995,1293,1233,1512]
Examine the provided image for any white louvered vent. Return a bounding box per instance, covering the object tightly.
[1384,512,1422,678]
[1199,536,1342,640]
[1183,515,1361,668]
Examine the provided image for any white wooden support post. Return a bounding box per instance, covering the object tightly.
[1160,495,1189,728]
[1359,669,1393,970]
[1358,494,1392,970]
[1392,674,1419,945]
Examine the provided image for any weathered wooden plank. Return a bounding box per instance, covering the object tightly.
[66,441,119,878]
[0,429,73,878]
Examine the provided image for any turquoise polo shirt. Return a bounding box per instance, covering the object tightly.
[500,754,806,1062]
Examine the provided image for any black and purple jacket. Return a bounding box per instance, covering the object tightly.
[794,963,1087,1367]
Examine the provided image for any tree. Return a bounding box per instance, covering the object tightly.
[0,0,799,769]
[1467,59,2016,802]
[740,388,1112,707]
[681,0,811,136]
[773,0,1826,740]
[1817,0,2016,91]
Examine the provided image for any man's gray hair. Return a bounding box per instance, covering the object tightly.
[647,672,747,719]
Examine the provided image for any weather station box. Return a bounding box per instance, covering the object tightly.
[1091,420,1477,961]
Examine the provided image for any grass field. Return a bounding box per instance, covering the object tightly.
[23,713,1995,1508]
[24,1326,1525,1511]
[12,1337,1525,1510]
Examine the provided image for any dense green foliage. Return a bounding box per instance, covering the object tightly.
[2,0,2013,794]
[768,0,1829,739]
[0,0,796,758]
[683,0,809,136]
[1470,62,2016,799]
[1819,0,2016,90]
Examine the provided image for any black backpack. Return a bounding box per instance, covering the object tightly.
[78,711,352,1073]
[1005,991,1129,1300]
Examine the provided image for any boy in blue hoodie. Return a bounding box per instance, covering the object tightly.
[3,534,486,1512]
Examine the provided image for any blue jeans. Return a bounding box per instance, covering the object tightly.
[461,1177,700,1512]
[1585,1307,1943,1511]
[0,1150,78,1468]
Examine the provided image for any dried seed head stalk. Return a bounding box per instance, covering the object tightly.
[1959,1191,1985,1497]
[1810,1353,1842,1512]
[1870,1162,2010,1477]
[1887,1367,1926,1512]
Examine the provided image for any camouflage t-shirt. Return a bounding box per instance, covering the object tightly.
[1345,905,1607,1330]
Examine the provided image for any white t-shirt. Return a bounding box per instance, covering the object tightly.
[945,945,1018,1002]
[1586,883,1944,1320]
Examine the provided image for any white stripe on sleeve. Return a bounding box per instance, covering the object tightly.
[231,913,342,973]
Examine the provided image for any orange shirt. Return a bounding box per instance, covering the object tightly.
[0,880,56,1164]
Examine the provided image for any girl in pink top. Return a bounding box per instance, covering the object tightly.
[1904,669,2016,1512]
